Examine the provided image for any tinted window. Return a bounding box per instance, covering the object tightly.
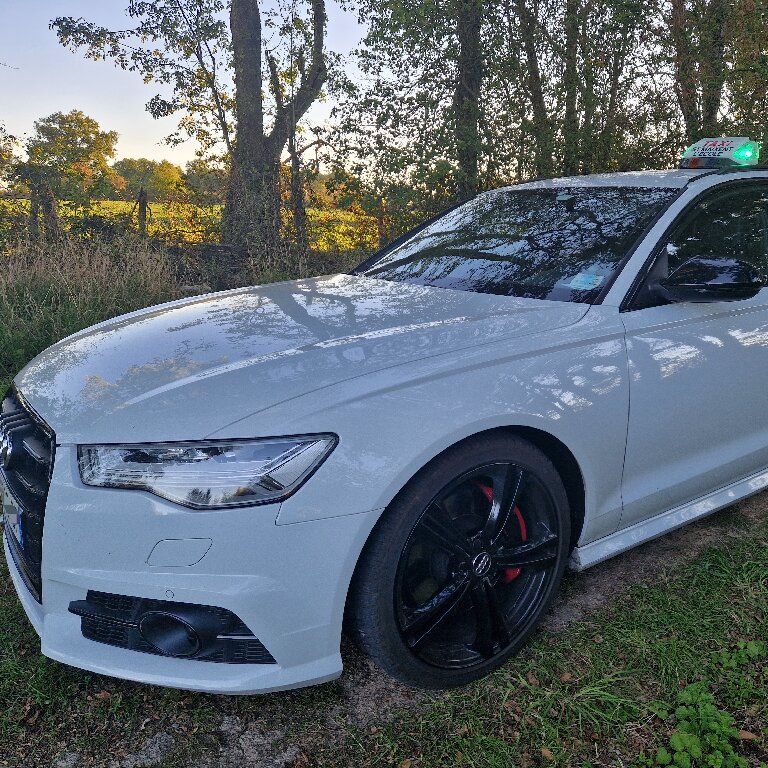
[665,184,768,276]
[359,187,678,303]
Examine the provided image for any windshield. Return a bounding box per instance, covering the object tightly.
[357,186,678,303]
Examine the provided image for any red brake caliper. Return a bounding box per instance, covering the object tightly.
[477,483,527,583]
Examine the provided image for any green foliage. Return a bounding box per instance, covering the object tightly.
[111,158,186,202]
[330,0,768,248]
[184,157,227,205]
[0,123,17,187]
[306,207,378,253]
[635,640,768,768]
[21,110,120,207]
[329,1,463,240]
[638,682,748,768]
[0,198,27,247]
[0,198,377,254]
[717,640,768,708]
[52,1,233,155]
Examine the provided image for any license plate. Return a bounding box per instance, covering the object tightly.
[0,473,23,547]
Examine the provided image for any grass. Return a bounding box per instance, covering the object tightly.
[0,507,765,767]
[0,236,180,391]
[311,516,767,768]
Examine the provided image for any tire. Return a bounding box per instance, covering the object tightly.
[347,433,571,689]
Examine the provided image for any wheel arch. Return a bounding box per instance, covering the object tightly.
[343,424,586,627]
[500,425,585,550]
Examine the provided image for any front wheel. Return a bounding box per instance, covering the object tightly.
[347,434,571,689]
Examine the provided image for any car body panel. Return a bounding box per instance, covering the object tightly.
[571,463,768,569]
[620,294,768,527]
[248,305,629,542]
[15,274,589,445]
[7,445,382,693]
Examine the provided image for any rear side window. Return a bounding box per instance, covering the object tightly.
[359,187,678,303]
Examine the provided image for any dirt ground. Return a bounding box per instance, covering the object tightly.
[139,494,766,768]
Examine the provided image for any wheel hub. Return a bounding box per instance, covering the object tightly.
[471,551,492,578]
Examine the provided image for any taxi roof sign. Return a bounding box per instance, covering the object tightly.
[679,137,760,169]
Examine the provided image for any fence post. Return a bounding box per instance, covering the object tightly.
[138,186,148,236]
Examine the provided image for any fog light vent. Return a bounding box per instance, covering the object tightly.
[68,591,276,665]
[139,612,202,658]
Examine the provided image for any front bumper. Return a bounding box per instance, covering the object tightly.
[4,446,380,694]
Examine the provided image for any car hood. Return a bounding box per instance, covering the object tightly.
[16,274,589,443]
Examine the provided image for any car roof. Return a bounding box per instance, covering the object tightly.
[512,169,712,190]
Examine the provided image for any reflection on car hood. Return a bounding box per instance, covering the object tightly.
[16,274,589,443]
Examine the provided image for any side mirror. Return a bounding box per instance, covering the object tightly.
[650,257,764,303]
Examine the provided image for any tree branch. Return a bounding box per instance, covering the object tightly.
[171,0,232,152]
[268,0,327,152]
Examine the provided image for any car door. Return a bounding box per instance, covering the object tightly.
[619,180,768,529]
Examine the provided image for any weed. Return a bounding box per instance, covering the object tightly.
[638,682,748,768]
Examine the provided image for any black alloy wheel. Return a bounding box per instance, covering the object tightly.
[347,434,571,689]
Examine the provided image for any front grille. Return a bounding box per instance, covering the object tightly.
[1,388,55,602]
[69,591,277,665]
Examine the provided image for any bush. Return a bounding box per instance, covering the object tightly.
[0,235,180,388]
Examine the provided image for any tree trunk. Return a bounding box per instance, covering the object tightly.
[514,0,554,177]
[377,196,388,249]
[222,0,281,266]
[222,0,326,275]
[598,29,629,170]
[138,186,148,236]
[562,0,580,175]
[28,187,40,241]
[455,0,483,200]
[40,183,60,240]
[699,0,727,136]
[579,5,597,174]
[669,0,700,143]
[288,131,309,270]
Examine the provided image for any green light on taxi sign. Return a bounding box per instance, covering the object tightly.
[732,141,760,165]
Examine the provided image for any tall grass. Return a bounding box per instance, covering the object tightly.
[0,236,180,388]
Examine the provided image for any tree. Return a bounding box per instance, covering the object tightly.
[23,110,120,211]
[53,0,330,270]
[668,0,729,142]
[222,0,327,267]
[455,0,483,200]
[0,124,17,191]
[336,1,485,209]
[52,2,233,156]
[184,157,228,205]
[329,0,702,249]
[111,158,186,201]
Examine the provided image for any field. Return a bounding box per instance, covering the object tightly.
[0,197,379,252]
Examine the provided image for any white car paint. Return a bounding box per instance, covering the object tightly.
[4,167,768,693]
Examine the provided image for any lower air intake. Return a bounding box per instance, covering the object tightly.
[68,591,276,665]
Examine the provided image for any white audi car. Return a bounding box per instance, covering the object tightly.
[3,139,768,693]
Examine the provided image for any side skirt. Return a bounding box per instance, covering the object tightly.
[570,466,768,571]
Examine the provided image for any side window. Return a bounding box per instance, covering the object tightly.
[633,184,768,309]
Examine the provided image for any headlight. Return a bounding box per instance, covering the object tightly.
[78,435,337,509]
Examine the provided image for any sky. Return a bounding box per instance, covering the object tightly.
[0,1,364,166]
